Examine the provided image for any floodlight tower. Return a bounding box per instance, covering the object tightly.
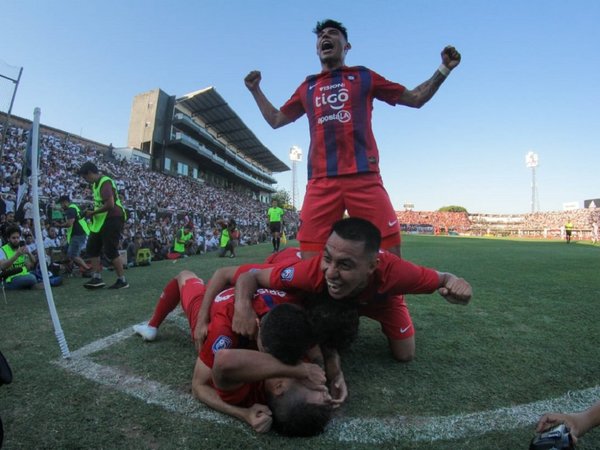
[525,151,539,213]
[289,145,303,210]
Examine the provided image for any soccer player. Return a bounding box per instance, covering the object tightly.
[245,19,461,258]
[77,161,128,289]
[232,217,472,362]
[133,270,337,435]
[267,199,285,253]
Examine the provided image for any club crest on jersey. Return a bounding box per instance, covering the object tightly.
[281,267,294,282]
[212,335,233,353]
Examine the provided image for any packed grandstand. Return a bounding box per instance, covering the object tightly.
[1,115,599,257]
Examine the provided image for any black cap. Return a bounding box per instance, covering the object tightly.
[77,161,98,176]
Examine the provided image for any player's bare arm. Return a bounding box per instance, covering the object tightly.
[232,268,273,337]
[194,265,239,348]
[322,347,347,407]
[437,271,472,305]
[191,357,273,433]
[244,71,293,129]
[213,349,327,390]
[398,45,461,108]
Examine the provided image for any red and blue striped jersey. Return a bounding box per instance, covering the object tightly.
[280,66,406,179]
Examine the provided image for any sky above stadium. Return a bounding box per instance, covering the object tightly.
[1,0,599,214]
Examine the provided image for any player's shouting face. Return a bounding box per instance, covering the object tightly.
[320,232,377,300]
[316,27,350,67]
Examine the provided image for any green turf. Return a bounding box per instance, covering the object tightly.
[1,237,599,449]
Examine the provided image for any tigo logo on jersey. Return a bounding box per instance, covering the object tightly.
[212,335,233,353]
[281,267,295,282]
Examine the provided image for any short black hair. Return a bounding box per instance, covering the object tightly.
[330,217,381,255]
[259,304,315,365]
[267,385,333,437]
[58,195,70,203]
[5,225,21,239]
[77,161,98,176]
[314,19,348,41]
[306,297,359,351]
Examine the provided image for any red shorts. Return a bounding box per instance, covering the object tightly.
[180,278,206,335]
[358,294,414,340]
[298,173,401,251]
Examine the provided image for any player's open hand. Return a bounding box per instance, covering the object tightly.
[300,362,327,389]
[247,403,273,433]
[244,71,262,92]
[438,273,472,305]
[441,45,461,70]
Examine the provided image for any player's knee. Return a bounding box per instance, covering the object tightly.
[389,339,415,362]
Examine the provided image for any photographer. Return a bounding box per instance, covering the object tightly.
[0,225,39,290]
[536,400,600,446]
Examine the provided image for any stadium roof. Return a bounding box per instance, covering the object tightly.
[176,87,290,173]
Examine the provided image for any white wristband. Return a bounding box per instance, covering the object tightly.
[438,64,450,77]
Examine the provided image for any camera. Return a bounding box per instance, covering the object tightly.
[18,240,26,247]
[530,424,574,450]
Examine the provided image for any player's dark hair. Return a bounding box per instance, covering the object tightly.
[306,297,359,351]
[266,385,333,437]
[259,303,315,365]
[58,195,70,203]
[314,19,348,41]
[330,217,381,255]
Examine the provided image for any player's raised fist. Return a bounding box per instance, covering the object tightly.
[244,71,262,91]
[441,46,461,70]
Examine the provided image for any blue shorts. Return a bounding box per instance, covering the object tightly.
[67,234,87,258]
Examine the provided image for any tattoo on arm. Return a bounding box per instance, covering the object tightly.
[402,70,447,108]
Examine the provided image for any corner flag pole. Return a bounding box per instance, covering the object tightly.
[30,107,71,359]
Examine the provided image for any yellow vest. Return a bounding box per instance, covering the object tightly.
[90,176,125,233]
[1,243,28,282]
[66,203,90,243]
[174,228,192,253]
[220,228,230,248]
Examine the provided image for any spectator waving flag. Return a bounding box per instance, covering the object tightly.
[15,125,36,214]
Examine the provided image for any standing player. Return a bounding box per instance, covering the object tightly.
[245,19,461,257]
[267,199,285,253]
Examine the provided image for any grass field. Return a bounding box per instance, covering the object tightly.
[1,235,599,449]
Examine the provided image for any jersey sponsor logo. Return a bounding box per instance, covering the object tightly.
[317,110,352,125]
[214,290,235,303]
[256,288,287,297]
[212,335,233,353]
[281,267,294,282]
[315,87,349,110]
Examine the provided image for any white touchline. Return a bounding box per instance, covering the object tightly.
[54,320,600,444]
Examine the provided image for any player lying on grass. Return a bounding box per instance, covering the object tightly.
[231,217,472,362]
[134,270,356,435]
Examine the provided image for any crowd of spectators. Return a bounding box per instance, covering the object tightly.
[1,118,598,266]
[0,121,299,263]
[397,209,599,240]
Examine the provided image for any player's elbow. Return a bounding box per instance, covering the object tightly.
[212,349,238,383]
